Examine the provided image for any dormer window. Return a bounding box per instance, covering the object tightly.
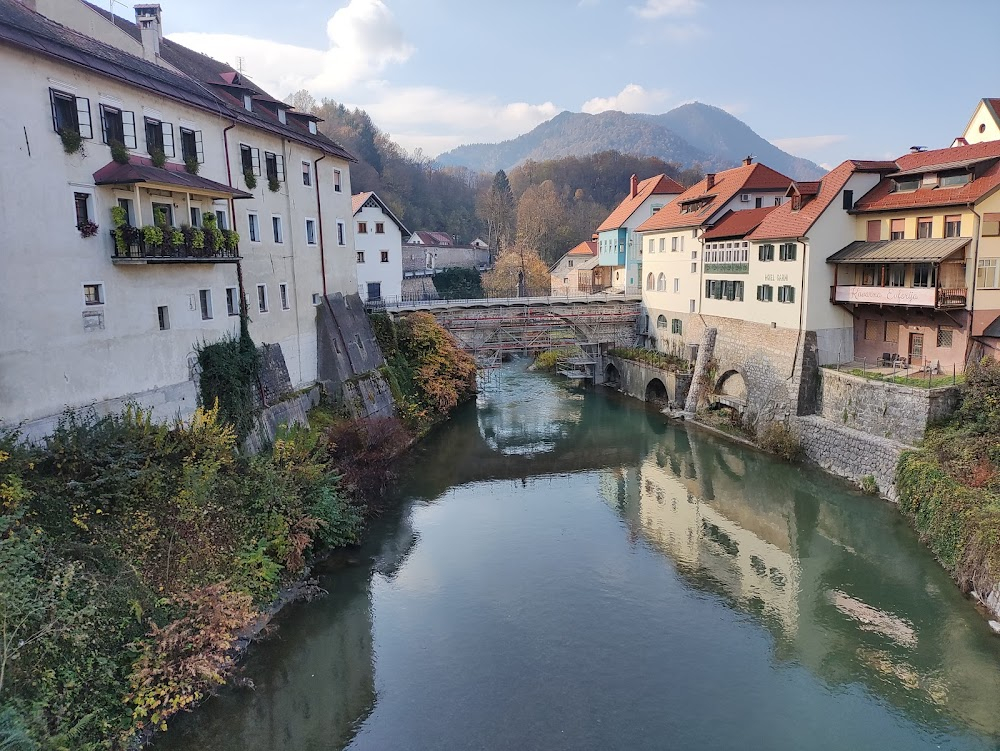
[278,109,287,125]
[893,177,920,192]
[308,121,317,135]
[791,195,802,211]
[243,94,252,111]
[940,170,971,188]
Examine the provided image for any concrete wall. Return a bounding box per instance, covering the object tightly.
[607,355,692,408]
[816,368,961,445]
[796,416,906,501]
[243,386,320,455]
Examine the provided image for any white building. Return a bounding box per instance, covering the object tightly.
[0,0,358,439]
[352,191,408,302]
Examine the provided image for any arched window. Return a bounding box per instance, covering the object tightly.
[657,273,666,292]
[646,272,654,290]
[656,314,668,329]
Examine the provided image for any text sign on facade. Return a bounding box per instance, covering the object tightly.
[834,285,935,306]
[704,263,749,275]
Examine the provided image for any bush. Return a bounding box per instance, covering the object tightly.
[150,148,166,168]
[533,346,582,372]
[609,347,688,372]
[434,268,483,300]
[756,421,800,461]
[58,127,82,155]
[243,169,257,190]
[110,140,129,165]
[195,319,261,441]
[184,157,199,175]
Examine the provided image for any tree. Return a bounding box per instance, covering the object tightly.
[516,180,566,263]
[283,89,316,114]
[477,170,515,259]
[481,245,551,297]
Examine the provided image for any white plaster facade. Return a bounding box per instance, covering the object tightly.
[353,193,406,302]
[0,0,357,439]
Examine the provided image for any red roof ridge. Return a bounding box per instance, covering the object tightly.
[596,173,684,232]
[701,205,778,240]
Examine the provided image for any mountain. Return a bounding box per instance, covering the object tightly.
[436,103,825,181]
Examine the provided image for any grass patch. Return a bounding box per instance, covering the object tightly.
[834,366,964,389]
[609,347,689,372]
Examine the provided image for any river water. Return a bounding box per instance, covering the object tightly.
[159,362,1000,751]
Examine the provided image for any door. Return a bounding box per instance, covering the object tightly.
[367,282,382,301]
[909,332,924,364]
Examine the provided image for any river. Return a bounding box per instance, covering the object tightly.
[159,361,1000,751]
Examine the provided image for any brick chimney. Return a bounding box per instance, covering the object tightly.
[705,173,715,190]
[629,174,638,199]
[135,4,162,62]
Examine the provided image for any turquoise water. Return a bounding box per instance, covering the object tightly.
[159,362,1000,750]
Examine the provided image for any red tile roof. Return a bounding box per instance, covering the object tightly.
[635,162,792,233]
[701,206,778,240]
[567,240,598,256]
[596,174,684,232]
[790,181,821,197]
[92,156,252,197]
[351,191,409,234]
[351,192,372,215]
[749,160,895,241]
[853,140,1000,213]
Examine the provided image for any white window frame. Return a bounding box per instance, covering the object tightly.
[305,218,318,246]
[199,288,213,320]
[226,286,240,317]
[279,282,290,310]
[301,161,312,186]
[83,281,105,306]
[272,215,284,244]
[248,212,260,243]
[334,169,342,192]
[336,220,346,246]
[256,283,269,314]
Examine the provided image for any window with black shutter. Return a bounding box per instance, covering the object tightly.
[180,128,203,163]
[266,152,279,182]
[145,117,164,154]
[842,190,853,210]
[759,244,774,262]
[74,192,90,227]
[241,144,253,173]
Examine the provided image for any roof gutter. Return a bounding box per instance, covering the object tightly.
[314,154,328,297]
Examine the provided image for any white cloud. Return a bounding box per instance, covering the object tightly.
[168,0,558,156]
[582,84,670,115]
[629,0,701,18]
[771,134,849,155]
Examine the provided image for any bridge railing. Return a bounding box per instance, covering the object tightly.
[365,287,640,311]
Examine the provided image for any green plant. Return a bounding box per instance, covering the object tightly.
[110,205,128,228]
[859,475,879,495]
[141,225,163,247]
[184,157,199,175]
[243,169,257,190]
[533,346,583,372]
[608,347,688,372]
[77,221,99,238]
[110,140,129,165]
[190,228,205,250]
[153,207,168,227]
[195,320,261,441]
[150,148,166,168]
[268,176,280,192]
[223,230,240,252]
[202,214,224,251]
[170,229,184,248]
[58,127,83,155]
[757,421,800,461]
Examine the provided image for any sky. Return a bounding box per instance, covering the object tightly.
[107,0,1000,169]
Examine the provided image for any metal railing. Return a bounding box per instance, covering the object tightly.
[831,356,960,387]
[110,228,240,262]
[936,287,968,309]
[364,287,640,311]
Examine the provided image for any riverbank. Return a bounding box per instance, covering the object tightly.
[0,311,475,750]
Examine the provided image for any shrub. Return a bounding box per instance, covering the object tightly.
[150,148,166,168]
[434,268,483,300]
[195,320,261,441]
[533,346,582,372]
[243,169,257,190]
[58,127,82,155]
[77,221,99,238]
[141,225,163,247]
[184,157,199,175]
[859,475,879,495]
[756,420,800,461]
[110,140,129,165]
[268,176,280,193]
[609,347,688,372]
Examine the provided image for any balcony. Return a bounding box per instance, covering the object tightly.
[831,285,967,309]
[110,227,240,264]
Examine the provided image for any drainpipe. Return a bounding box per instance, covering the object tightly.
[314,154,328,297]
[283,138,304,381]
[967,201,982,361]
[222,120,247,318]
[787,235,809,387]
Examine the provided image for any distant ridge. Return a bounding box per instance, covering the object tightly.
[436,102,824,181]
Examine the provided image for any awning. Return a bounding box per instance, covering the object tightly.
[93,160,253,199]
[827,238,969,264]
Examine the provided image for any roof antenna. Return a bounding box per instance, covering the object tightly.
[235,56,249,77]
[108,0,128,25]
[909,145,927,153]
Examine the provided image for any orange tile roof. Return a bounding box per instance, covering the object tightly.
[701,206,778,240]
[567,240,598,256]
[351,192,372,215]
[749,160,895,241]
[635,162,792,233]
[854,141,1000,213]
[596,174,684,232]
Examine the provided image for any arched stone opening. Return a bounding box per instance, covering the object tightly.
[716,369,748,399]
[605,363,621,386]
[645,377,668,404]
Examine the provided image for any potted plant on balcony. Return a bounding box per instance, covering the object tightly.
[268,176,280,193]
[184,156,199,175]
[59,128,83,155]
[223,229,240,253]
[150,147,167,168]
[110,139,130,165]
[244,169,257,190]
[77,220,99,238]
[142,224,164,250]
[170,228,185,248]
[202,213,224,252]
[110,205,128,255]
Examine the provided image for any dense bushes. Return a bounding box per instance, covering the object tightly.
[756,421,800,461]
[533,346,583,372]
[0,405,361,748]
[896,357,1000,596]
[608,347,688,372]
[195,317,261,441]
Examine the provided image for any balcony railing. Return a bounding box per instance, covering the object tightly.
[110,227,240,263]
[831,285,967,309]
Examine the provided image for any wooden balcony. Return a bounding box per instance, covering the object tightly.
[110,228,240,264]
[831,285,967,310]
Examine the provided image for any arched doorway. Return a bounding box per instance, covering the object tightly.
[605,363,621,386]
[645,377,668,405]
[716,370,748,399]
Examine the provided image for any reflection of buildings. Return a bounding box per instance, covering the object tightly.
[600,428,1000,738]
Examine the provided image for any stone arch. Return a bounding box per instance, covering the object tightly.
[605,363,620,386]
[715,369,748,399]
[645,377,668,404]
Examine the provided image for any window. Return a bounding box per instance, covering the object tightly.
[888,264,905,287]
[99,104,135,148]
[945,215,962,237]
[912,263,935,288]
[758,244,774,262]
[334,169,342,192]
[978,259,1000,289]
[656,273,666,291]
[336,221,345,246]
[984,213,1000,237]
[671,237,678,251]
[307,219,318,246]
[842,190,854,210]
[144,117,173,157]
[267,215,281,244]
[83,283,104,305]
[73,192,91,228]
[656,315,668,329]
[265,152,284,185]
[308,121,317,135]
[861,264,878,286]
[151,202,173,227]
[376,222,385,234]
[755,197,763,208]
[280,283,290,310]
[865,319,880,341]
[357,251,365,263]
[779,243,797,261]
[199,289,213,320]
[659,238,665,252]
[302,161,312,186]
[774,197,781,207]
[691,262,697,274]
[190,207,201,227]
[791,195,802,211]
[885,321,899,343]
[673,277,679,293]
[777,285,796,304]
[257,284,268,313]
[180,127,203,164]
[240,144,260,176]
[312,293,323,305]
[867,220,881,242]
[937,327,954,348]
[215,209,229,230]
[671,319,682,334]
[278,108,287,125]
[646,273,654,290]
[940,171,971,188]
[49,88,93,139]
[226,287,240,316]
[890,219,905,240]
[243,94,252,111]
[567,260,574,268]
[367,282,382,300]
[358,222,368,234]
[247,213,260,242]
[381,251,389,263]
[756,284,773,302]
[157,305,169,331]
[689,299,696,313]
[917,217,933,239]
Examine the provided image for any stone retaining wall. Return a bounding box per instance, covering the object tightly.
[243,387,321,455]
[608,355,692,407]
[817,368,961,445]
[795,415,906,501]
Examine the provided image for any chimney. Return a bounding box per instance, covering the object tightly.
[742,155,754,166]
[705,173,716,190]
[629,174,638,199]
[135,4,162,62]
[591,233,598,241]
